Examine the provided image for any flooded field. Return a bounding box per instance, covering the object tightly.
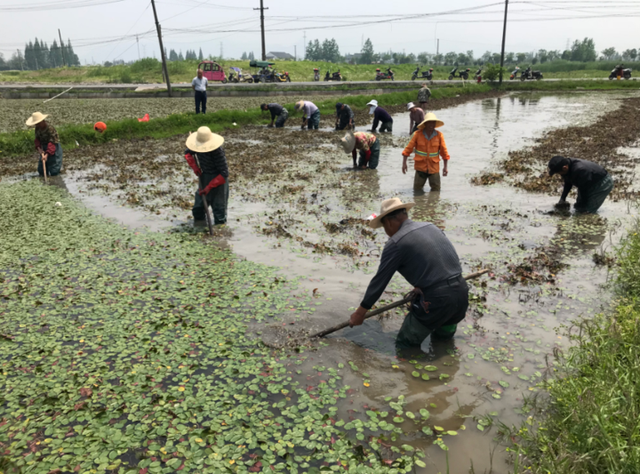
[5,91,640,472]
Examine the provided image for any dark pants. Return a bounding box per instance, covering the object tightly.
[336,116,353,131]
[38,143,63,176]
[575,175,614,214]
[414,170,441,191]
[373,120,393,133]
[357,138,381,169]
[275,109,289,128]
[193,177,228,224]
[195,91,207,114]
[307,110,320,130]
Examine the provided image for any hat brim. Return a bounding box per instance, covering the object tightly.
[417,119,444,129]
[25,114,48,127]
[185,132,224,153]
[369,202,415,229]
[340,133,356,154]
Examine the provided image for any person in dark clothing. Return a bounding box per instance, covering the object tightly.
[261,103,289,128]
[25,112,63,176]
[335,102,355,130]
[367,99,393,133]
[192,69,208,114]
[349,198,469,352]
[184,127,229,225]
[548,155,614,214]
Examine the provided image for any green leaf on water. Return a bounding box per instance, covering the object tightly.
[422,426,433,436]
[424,365,438,372]
[499,380,510,388]
[421,373,430,381]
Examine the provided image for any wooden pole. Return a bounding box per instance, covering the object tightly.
[58,29,66,67]
[150,0,172,96]
[254,0,268,61]
[499,0,509,85]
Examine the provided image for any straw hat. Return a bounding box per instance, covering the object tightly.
[294,100,305,111]
[185,126,224,153]
[406,102,416,110]
[369,198,415,229]
[340,131,356,154]
[417,112,444,129]
[25,112,48,127]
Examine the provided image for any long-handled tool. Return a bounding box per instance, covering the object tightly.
[309,269,489,339]
[192,154,215,235]
[40,151,48,184]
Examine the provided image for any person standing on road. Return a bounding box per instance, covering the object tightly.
[407,102,425,135]
[548,156,614,214]
[184,126,229,225]
[26,112,63,176]
[335,102,355,131]
[417,83,431,112]
[295,100,320,130]
[368,100,393,133]
[402,113,450,192]
[349,198,469,352]
[192,69,208,114]
[340,131,380,169]
[261,103,289,128]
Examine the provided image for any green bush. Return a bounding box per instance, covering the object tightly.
[482,63,507,82]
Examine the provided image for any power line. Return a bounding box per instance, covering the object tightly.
[0,0,124,11]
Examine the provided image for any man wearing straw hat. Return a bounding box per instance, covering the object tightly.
[340,131,380,169]
[25,112,63,176]
[402,112,450,192]
[294,100,320,130]
[350,198,468,351]
[183,126,229,225]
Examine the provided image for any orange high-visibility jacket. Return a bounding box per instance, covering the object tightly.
[402,130,450,174]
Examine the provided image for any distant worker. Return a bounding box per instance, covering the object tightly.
[25,112,63,176]
[417,83,431,112]
[335,102,355,131]
[340,131,380,169]
[407,102,425,135]
[183,126,229,225]
[261,103,289,128]
[401,113,450,192]
[367,100,393,133]
[192,69,208,114]
[548,156,614,214]
[295,100,320,130]
[349,197,469,352]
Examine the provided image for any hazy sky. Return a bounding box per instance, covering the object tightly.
[1,0,639,64]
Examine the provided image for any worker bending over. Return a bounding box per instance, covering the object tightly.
[367,100,393,133]
[261,103,289,128]
[340,131,380,169]
[26,112,63,177]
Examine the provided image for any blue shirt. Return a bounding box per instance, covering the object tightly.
[192,76,208,92]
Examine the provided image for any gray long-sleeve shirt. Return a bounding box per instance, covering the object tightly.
[361,219,462,309]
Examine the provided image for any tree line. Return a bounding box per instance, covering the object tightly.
[0,37,80,71]
[167,48,203,62]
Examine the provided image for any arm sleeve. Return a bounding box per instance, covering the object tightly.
[361,243,402,310]
[46,142,56,155]
[402,133,419,157]
[349,107,355,119]
[560,178,573,201]
[34,138,41,150]
[439,134,450,161]
[372,114,380,131]
[217,148,229,179]
[269,107,277,120]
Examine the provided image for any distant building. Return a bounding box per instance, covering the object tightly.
[344,53,362,64]
[265,52,295,61]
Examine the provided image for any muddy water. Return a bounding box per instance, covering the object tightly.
[57,92,638,472]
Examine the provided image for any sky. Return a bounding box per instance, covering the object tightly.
[1,0,639,64]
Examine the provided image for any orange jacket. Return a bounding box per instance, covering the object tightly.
[402,130,450,174]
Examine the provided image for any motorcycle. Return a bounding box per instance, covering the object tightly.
[520,67,543,81]
[474,68,482,79]
[314,68,320,81]
[274,70,291,82]
[324,70,342,81]
[411,65,420,81]
[411,66,433,81]
[448,67,470,80]
[228,67,253,83]
[609,66,632,80]
[510,67,520,80]
[375,67,394,81]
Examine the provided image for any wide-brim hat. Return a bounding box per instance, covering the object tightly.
[406,102,415,110]
[25,112,48,127]
[417,112,444,129]
[369,198,415,229]
[340,132,356,154]
[186,126,224,153]
[366,100,378,107]
[294,100,305,111]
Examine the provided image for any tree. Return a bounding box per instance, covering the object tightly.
[537,49,548,63]
[570,38,596,62]
[601,47,617,61]
[443,52,457,65]
[417,52,432,64]
[516,52,527,64]
[178,51,184,61]
[241,52,247,60]
[505,52,515,64]
[359,38,374,64]
[622,48,637,61]
[169,49,178,61]
[198,48,203,60]
[433,53,443,65]
[321,38,340,63]
[248,51,255,60]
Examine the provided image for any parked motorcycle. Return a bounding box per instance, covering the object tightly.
[510,67,520,80]
[324,70,342,81]
[274,70,291,82]
[375,67,394,81]
[228,67,253,83]
[448,67,470,80]
[609,65,632,80]
[314,68,320,81]
[520,67,543,81]
[411,66,434,81]
[411,65,420,81]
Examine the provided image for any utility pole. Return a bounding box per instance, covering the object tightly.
[436,39,439,56]
[220,42,223,59]
[254,0,268,60]
[499,0,509,85]
[136,35,140,60]
[150,0,172,96]
[294,45,297,61]
[58,29,66,67]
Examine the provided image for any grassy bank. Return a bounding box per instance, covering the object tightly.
[506,223,640,473]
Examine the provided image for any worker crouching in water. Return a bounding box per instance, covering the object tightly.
[340,131,380,169]
[261,103,288,128]
[349,198,469,352]
[402,113,450,192]
[184,126,229,225]
[295,100,320,130]
[26,112,63,176]
[335,102,355,130]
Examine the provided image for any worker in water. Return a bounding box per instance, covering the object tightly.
[407,102,425,135]
[417,83,431,112]
[548,155,614,214]
[340,131,380,169]
[401,113,450,192]
[295,100,320,130]
[261,103,289,128]
[183,126,229,225]
[349,198,469,352]
[25,112,63,176]
[367,100,393,133]
[335,102,355,131]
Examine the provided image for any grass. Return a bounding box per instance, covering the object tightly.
[504,220,640,473]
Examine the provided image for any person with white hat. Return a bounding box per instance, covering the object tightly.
[367,99,393,133]
[407,102,425,135]
[401,112,450,191]
[349,198,468,351]
[184,126,229,225]
[25,112,63,176]
[294,100,320,130]
[340,131,380,169]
